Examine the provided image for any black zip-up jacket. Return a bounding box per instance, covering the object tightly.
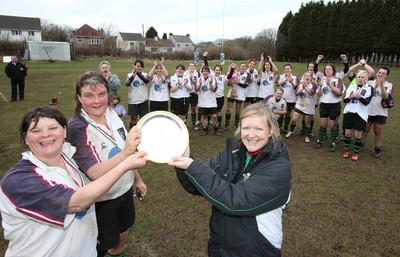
[5,61,28,81]
[176,138,292,257]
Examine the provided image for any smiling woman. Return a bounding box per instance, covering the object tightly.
[168,102,292,257]
[0,107,147,257]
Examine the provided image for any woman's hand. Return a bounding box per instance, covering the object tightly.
[128,151,147,169]
[168,157,194,170]
[135,178,147,196]
[168,146,193,169]
[122,126,141,156]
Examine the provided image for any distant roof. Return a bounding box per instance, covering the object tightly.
[0,15,41,30]
[146,39,174,48]
[73,24,104,37]
[171,35,193,44]
[119,32,144,41]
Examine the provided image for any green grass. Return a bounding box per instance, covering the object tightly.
[0,59,399,256]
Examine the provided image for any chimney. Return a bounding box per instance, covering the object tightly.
[154,36,158,41]
[186,34,190,38]
[169,33,173,37]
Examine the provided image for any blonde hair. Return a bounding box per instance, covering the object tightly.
[234,103,281,144]
[356,69,368,78]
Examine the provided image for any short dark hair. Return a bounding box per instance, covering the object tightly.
[20,107,67,149]
[176,64,185,70]
[201,66,210,73]
[112,94,122,102]
[134,59,144,67]
[379,66,390,76]
[284,63,292,69]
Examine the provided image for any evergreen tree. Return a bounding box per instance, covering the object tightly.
[145,26,158,38]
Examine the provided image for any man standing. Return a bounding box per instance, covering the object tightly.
[5,56,28,102]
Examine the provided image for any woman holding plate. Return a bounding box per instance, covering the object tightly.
[67,71,147,257]
[169,102,292,257]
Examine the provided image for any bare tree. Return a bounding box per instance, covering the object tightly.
[253,28,277,57]
[41,19,72,42]
[98,23,118,55]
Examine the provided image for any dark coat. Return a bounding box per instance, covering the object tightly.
[5,61,28,81]
[176,138,292,257]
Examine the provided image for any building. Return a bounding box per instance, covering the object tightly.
[0,15,42,42]
[116,32,145,53]
[169,33,195,53]
[145,37,174,54]
[27,41,71,61]
[70,24,105,50]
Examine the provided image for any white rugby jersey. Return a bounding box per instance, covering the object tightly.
[263,95,287,120]
[184,70,200,94]
[367,80,394,117]
[319,76,345,104]
[215,74,228,98]
[245,69,260,97]
[170,74,191,99]
[127,72,149,105]
[295,81,318,115]
[68,108,134,201]
[149,74,170,102]
[0,143,97,257]
[197,76,217,108]
[343,83,373,122]
[278,74,298,103]
[258,71,278,99]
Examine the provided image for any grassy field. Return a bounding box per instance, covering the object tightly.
[0,59,399,256]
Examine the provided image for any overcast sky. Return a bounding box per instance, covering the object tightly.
[2,0,314,42]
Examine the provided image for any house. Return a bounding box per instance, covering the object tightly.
[145,37,174,54]
[0,15,42,41]
[169,33,195,53]
[116,32,145,53]
[70,24,105,50]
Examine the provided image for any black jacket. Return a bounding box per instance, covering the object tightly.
[5,61,28,80]
[176,138,292,257]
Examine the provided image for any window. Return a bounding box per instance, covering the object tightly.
[28,31,35,36]
[90,37,100,44]
[177,44,181,47]
[11,30,22,35]
[130,42,134,50]
[77,37,83,43]
[151,47,158,53]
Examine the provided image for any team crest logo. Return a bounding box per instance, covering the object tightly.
[75,210,87,219]
[132,80,140,87]
[109,147,121,158]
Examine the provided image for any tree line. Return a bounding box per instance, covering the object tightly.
[276,0,400,65]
